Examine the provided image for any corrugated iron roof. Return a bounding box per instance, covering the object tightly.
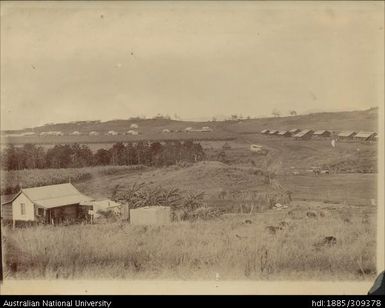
[289,128,300,133]
[313,130,325,134]
[277,130,289,135]
[35,195,93,209]
[313,130,330,135]
[337,131,356,137]
[294,129,313,137]
[22,183,93,209]
[354,132,377,138]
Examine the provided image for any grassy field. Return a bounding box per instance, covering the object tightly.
[279,174,376,206]
[2,200,376,280]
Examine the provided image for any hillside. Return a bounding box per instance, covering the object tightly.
[222,108,378,134]
[1,108,378,145]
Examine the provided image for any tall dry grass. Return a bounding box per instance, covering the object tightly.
[2,202,376,280]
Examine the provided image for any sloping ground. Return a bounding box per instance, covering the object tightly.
[2,108,378,144]
[1,160,376,207]
[278,174,376,206]
[76,161,264,199]
[221,108,378,134]
[74,161,377,207]
[203,135,377,173]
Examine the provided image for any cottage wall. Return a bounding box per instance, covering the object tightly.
[12,193,35,221]
[1,204,13,220]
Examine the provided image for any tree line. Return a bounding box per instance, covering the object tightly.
[1,141,205,170]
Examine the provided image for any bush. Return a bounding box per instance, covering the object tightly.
[112,183,212,221]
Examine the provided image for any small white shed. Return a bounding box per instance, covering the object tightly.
[130,206,171,225]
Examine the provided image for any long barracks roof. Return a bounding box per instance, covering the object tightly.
[354,131,377,138]
[289,128,300,133]
[21,183,93,209]
[313,130,330,135]
[294,129,313,137]
[277,130,290,135]
[337,131,356,137]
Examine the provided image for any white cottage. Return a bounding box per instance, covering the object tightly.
[1,183,93,225]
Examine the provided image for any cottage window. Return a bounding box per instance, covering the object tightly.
[20,203,26,215]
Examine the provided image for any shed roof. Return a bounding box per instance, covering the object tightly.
[22,183,93,209]
[261,129,269,133]
[354,131,377,138]
[313,130,330,135]
[277,130,289,135]
[222,142,231,149]
[268,130,278,134]
[289,128,300,133]
[294,129,313,137]
[338,131,356,137]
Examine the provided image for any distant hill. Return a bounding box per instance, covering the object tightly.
[1,108,378,144]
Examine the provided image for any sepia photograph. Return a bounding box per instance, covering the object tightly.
[0,1,384,295]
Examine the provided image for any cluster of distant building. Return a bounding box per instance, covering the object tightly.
[260,129,377,142]
[4,124,215,138]
[162,126,213,134]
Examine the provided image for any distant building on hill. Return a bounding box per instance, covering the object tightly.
[201,126,213,132]
[268,130,279,135]
[277,130,292,137]
[294,129,314,140]
[337,131,356,140]
[312,130,331,138]
[354,131,377,141]
[127,130,139,135]
[21,132,36,136]
[260,129,269,134]
[222,142,231,150]
[40,131,63,136]
[289,128,301,134]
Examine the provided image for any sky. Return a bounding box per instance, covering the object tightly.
[1,1,384,130]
